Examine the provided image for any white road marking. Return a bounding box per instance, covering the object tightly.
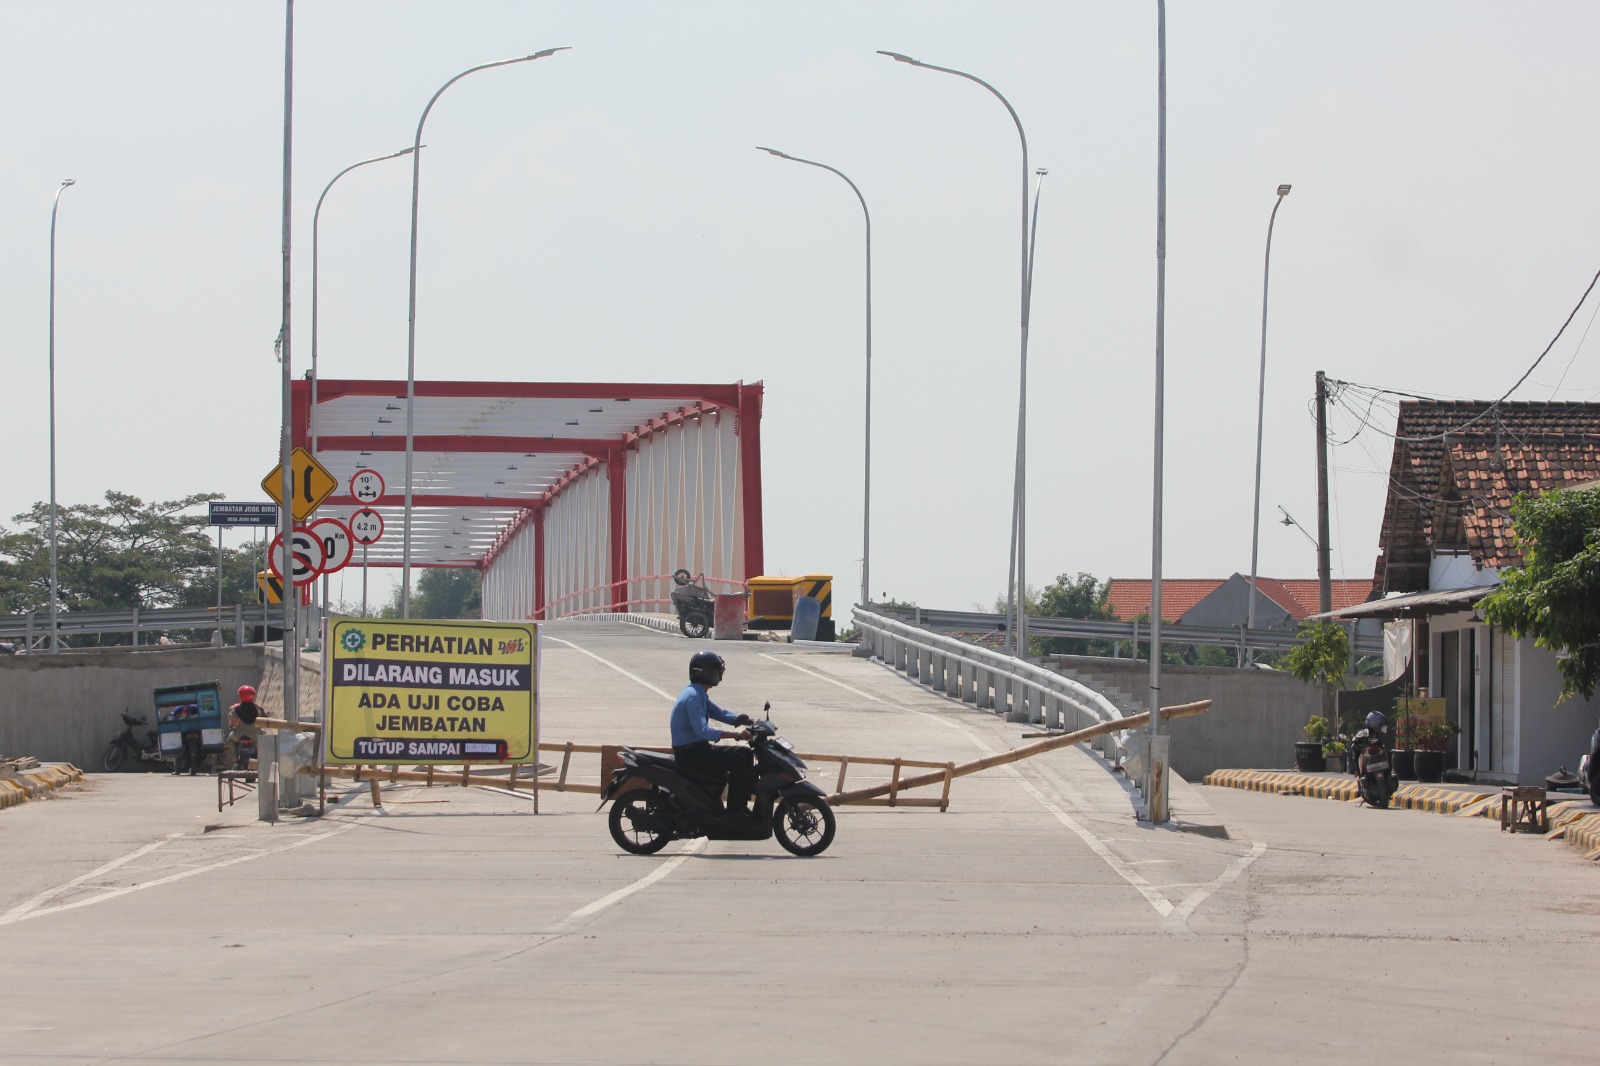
[0,832,183,923]
[546,634,675,699]
[549,839,707,931]
[0,797,401,926]
[760,653,886,701]
[1165,842,1267,931]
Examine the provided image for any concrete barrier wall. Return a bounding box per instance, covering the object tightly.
[1042,655,1359,780]
[259,645,323,723]
[0,647,264,768]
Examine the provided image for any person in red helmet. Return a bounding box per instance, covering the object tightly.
[227,684,264,770]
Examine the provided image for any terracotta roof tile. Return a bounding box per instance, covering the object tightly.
[1373,400,1600,593]
[1106,579,1222,621]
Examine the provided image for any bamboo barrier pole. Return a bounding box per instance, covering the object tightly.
[827,700,1211,806]
[252,717,322,732]
[303,761,602,794]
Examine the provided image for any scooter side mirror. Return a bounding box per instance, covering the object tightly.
[763,701,771,720]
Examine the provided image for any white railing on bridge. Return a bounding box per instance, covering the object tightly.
[853,607,1129,735]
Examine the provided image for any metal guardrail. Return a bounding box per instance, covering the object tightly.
[0,604,278,651]
[852,607,1127,734]
[870,605,1383,657]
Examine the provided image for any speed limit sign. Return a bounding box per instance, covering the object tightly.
[349,507,385,545]
[308,517,355,575]
[269,528,326,586]
[350,468,385,505]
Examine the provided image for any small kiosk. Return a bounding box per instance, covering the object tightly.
[152,681,226,772]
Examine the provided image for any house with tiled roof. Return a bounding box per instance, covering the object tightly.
[1327,398,1600,785]
[1106,575,1372,630]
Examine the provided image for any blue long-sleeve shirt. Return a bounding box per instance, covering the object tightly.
[670,683,741,746]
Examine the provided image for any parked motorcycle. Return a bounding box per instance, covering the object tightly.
[1351,711,1398,809]
[1579,726,1600,807]
[103,711,209,774]
[102,712,164,772]
[600,707,836,857]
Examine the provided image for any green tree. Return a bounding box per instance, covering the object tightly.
[0,491,223,618]
[1284,620,1351,721]
[1029,572,1117,657]
[380,568,482,619]
[1480,486,1600,701]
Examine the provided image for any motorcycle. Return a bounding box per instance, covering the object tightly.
[1351,713,1398,809]
[102,712,166,772]
[600,707,836,857]
[1579,726,1600,807]
[103,711,209,774]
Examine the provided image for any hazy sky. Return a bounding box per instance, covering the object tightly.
[4,2,1598,613]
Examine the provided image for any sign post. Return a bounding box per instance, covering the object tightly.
[349,507,385,619]
[207,502,281,648]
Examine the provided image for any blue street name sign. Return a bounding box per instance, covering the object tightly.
[208,501,280,527]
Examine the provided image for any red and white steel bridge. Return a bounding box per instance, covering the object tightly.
[295,378,764,619]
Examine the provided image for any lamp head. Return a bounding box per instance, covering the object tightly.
[1277,184,1292,197]
[527,46,572,60]
[61,178,76,188]
[1035,167,1048,177]
[756,146,792,160]
[877,50,921,65]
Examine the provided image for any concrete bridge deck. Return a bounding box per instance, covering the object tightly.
[4,620,1600,1065]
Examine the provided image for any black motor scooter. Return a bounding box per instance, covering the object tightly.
[600,707,836,857]
[1580,726,1600,807]
[1351,712,1398,809]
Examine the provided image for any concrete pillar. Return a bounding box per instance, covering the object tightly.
[257,731,279,823]
[932,652,947,693]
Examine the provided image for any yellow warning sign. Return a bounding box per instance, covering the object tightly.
[323,618,538,766]
[261,447,338,523]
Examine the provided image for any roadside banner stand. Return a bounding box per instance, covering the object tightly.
[320,617,540,816]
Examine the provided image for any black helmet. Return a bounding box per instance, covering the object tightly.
[689,651,726,687]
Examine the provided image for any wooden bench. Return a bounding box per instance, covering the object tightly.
[1500,785,1548,833]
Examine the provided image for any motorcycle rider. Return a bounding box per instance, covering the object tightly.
[228,685,264,770]
[670,651,756,817]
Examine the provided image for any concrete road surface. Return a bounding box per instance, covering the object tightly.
[3,620,1598,1065]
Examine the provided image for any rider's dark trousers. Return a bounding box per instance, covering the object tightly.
[673,741,755,813]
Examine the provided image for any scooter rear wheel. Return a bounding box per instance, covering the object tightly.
[102,742,128,773]
[608,790,674,855]
[773,795,836,857]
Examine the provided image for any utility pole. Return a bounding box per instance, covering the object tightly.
[1314,370,1332,614]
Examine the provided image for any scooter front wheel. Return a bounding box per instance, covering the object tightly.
[608,790,674,855]
[773,795,836,857]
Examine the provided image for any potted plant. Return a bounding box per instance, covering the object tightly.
[1413,720,1458,783]
[1391,710,1422,780]
[1297,715,1329,772]
[1322,739,1349,774]
[1284,622,1350,772]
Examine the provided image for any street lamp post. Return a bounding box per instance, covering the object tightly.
[401,47,570,618]
[47,178,76,655]
[755,147,873,608]
[1245,184,1292,666]
[879,50,1033,659]
[312,146,417,633]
